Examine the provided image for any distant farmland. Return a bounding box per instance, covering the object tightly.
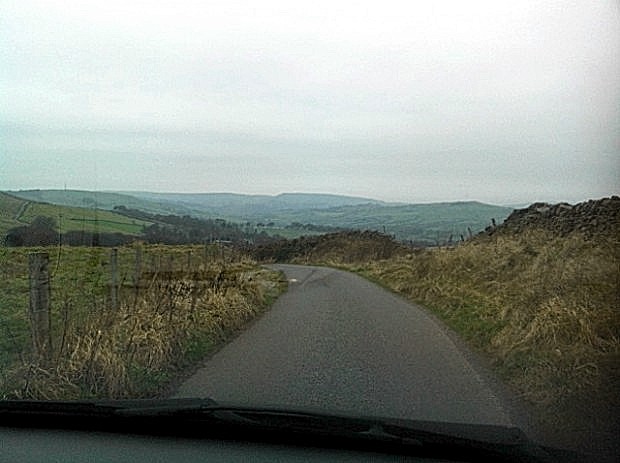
[0,192,152,237]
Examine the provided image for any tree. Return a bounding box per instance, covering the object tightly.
[4,216,57,246]
[31,215,57,230]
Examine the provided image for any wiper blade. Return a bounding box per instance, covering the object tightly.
[0,398,217,417]
[115,401,522,443]
[114,402,559,462]
[0,399,581,462]
[0,400,120,417]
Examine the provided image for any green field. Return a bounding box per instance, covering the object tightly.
[0,192,153,237]
[22,203,152,234]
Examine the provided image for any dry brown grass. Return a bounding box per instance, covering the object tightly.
[1,250,283,400]
[330,229,619,406]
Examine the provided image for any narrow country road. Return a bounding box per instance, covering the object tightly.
[174,264,523,429]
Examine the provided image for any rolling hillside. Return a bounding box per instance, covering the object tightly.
[6,190,513,244]
[266,201,512,244]
[9,190,383,219]
[0,192,28,232]
[104,192,513,242]
[8,189,194,216]
[126,191,386,217]
[0,192,152,237]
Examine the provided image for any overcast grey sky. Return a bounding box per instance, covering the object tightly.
[1,0,618,204]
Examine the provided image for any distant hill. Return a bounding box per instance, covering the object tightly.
[5,190,513,245]
[121,191,386,218]
[119,193,511,242]
[263,201,513,244]
[8,189,195,216]
[8,190,384,220]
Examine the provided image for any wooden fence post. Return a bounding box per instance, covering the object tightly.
[29,252,52,360]
[110,248,119,310]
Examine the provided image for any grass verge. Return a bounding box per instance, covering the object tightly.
[303,229,619,408]
[0,245,286,400]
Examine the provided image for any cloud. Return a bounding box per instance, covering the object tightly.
[1,0,618,203]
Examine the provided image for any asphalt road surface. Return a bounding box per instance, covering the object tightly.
[173,264,524,428]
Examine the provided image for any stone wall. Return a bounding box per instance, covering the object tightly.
[483,196,620,237]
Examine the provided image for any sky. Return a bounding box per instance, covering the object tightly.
[1,0,618,205]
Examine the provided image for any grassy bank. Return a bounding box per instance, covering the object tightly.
[0,244,285,400]
[292,229,619,407]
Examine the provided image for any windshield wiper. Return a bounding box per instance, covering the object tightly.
[0,398,217,418]
[0,399,583,462]
[116,402,561,462]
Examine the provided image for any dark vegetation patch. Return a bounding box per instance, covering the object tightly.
[252,230,409,263]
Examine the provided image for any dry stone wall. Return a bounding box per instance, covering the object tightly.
[483,196,620,237]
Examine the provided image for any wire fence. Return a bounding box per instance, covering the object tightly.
[0,243,248,375]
